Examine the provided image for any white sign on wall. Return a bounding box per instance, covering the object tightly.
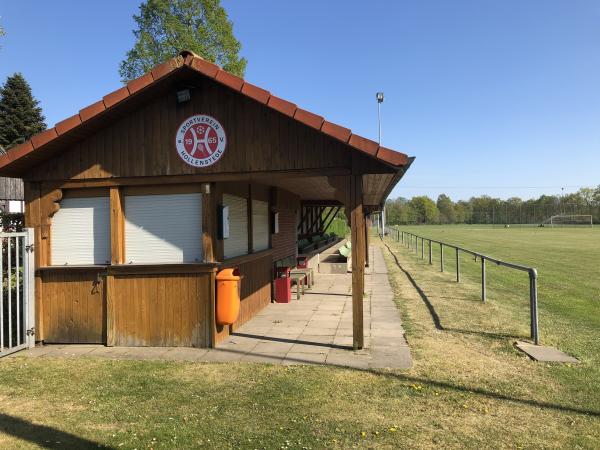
[175,114,227,168]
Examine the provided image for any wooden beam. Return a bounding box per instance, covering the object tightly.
[106,274,115,346]
[202,185,215,262]
[306,206,324,235]
[209,270,217,348]
[320,207,337,234]
[300,200,343,207]
[365,214,370,268]
[322,206,340,233]
[24,182,44,342]
[350,175,365,350]
[109,186,124,264]
[48,167,353,190]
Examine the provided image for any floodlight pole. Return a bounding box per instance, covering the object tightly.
[376,92,385,236]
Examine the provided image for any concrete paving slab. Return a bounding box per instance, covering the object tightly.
[164,348,209,361]
[252,341,295,354]
[240,353,285,364]
[289,343,331,354]
[283,352,328,365]
[516,341,580,363]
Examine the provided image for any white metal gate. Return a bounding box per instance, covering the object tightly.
[0,229,35,357]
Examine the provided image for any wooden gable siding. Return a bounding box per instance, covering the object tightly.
[0,177,24,200]
[25,75,377,182]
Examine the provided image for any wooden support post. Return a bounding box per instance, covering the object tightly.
[209,269,217,347]
[365,214,370,268]
[105,274,115,346]
[350,175,365,350]
[109,187,124,264]
[202,184,215,262]
[24,182,43,342]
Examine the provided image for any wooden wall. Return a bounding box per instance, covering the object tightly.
[108,272,212,347]
[25,74,372,182]
[215,251,272,344]
[28,179,284,348]
[271,187,299,264]
[0,177,24,201]
[40,269,106,344]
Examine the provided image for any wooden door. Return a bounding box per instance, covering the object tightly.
[41,270,106,343]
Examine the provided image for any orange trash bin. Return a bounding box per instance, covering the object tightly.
[216,268,241,326]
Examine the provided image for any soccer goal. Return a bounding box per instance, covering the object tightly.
[541,214,593,227]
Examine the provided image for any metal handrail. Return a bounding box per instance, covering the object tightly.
[386,227,539,345]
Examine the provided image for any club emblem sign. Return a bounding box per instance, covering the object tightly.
[175,114,227,167]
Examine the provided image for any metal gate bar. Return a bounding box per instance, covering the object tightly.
[0,230,35,357]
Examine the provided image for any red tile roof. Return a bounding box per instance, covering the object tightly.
[0,51,410,174]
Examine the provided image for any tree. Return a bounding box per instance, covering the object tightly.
[436,194,455,224]
[578,187,596,210]
[119,0,247,81]
[0,73,46,149]
[454,200,471,223]
[409,196,439,224]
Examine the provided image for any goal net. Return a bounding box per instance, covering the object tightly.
[541,215,593,227]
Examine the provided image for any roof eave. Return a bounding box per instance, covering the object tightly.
[0,51,411,177]
[379,156,415,208]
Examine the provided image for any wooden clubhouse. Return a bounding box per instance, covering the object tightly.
[0,51,413,350]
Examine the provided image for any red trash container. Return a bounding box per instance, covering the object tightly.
[274,267,291,303]
[297,256,308,269]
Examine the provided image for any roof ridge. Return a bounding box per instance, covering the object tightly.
[0,52,409,173]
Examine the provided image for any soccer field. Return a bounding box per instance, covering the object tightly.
[393,225,600,355]
[378,225,600,446]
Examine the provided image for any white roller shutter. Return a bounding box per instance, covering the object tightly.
[252,199,269,252]
[51,196,110,265]
[223,194,248,259]
[125,193,202,264]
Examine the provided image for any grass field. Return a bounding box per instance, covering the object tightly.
[394,225,600,360]
[0,226,598,448]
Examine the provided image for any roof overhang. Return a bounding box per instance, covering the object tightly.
[0,51,414,183]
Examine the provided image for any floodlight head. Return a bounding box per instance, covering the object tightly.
[176,88,191,103]
[376,92,384,103]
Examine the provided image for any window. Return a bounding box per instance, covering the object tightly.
[51,196,111,265]
[252,199,269,252]
[125,193,202,264]
[223,194,248,259]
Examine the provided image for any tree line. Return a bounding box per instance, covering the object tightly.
[385,187,600,225]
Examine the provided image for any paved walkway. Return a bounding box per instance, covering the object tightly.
[15,246,411,369]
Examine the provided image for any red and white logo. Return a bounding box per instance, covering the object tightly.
[175,114,227,167]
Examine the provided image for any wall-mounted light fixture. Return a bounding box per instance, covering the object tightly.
[176,88,191,103]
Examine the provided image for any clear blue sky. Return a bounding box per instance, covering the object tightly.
[1,1,598,201]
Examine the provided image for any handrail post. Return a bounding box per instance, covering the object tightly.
[456,248,460,282]
[529,269,539,345]
[416,236,419,255]
[421,237,425,259]
[428,240,432,265]
[440,243,444,272]
[481,257,486,303]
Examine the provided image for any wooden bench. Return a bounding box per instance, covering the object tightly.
[290,267,314,289]
[290,273,306,300]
